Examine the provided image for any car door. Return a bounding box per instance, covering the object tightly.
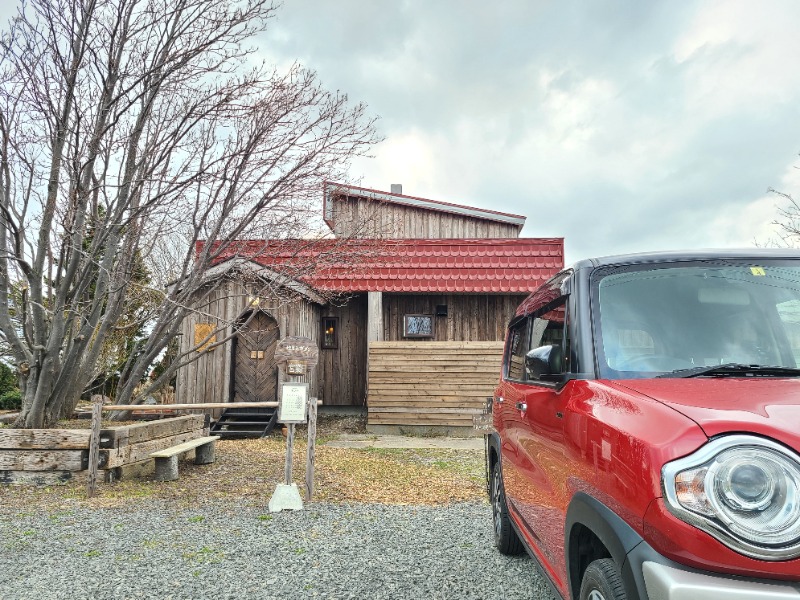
[501,294,574,588]
[497,315,532,509]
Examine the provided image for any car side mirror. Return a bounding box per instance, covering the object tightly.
[525,344,563,380]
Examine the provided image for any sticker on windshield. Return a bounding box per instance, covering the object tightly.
[750,266,766,276]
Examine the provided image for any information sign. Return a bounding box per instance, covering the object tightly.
[278,383,308,423]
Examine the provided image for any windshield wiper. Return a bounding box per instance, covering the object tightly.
[656,363,800,379]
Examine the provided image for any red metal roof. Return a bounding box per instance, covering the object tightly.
[201,238,564,294]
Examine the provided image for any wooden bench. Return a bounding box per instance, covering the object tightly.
[150,435,220,481]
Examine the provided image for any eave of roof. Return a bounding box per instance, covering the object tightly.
[191,257,327,304]
[323,181,527,227]
[203,237,564,295]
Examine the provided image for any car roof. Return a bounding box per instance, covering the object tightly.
[569,248,800,271]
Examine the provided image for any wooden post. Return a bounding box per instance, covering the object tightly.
[305,397,317,501]
[86,396,103,498]
[284,423,295,485]
[367,292,383,406]
[367,291,384,342]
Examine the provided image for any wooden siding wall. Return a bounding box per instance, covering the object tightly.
[382,294,527,342]
[331,196,521,239]
[177,283,368,408]
[367,341,504,427]
[318,294,368,406]
[176,281,321,411]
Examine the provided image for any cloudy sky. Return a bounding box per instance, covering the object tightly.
[3,1,800,263]
[261,0,800,262]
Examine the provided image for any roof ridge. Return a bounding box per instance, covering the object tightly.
[324,181,527,226]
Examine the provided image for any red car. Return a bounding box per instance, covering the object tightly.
[486,250,800,599]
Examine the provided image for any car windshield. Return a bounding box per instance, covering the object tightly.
[594,261,800,378]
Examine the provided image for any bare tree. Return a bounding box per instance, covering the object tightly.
[0,0,380,427]
[769,187,800,246]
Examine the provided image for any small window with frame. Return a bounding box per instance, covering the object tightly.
[321,317,338,349]
[403,314,434,338]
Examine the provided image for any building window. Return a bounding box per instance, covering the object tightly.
[321,317,338,349]
[403,314,434,338]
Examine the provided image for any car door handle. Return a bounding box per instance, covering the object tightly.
[515,402,527,411]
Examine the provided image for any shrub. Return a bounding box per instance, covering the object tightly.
[0,362,17,397]
[0,389,22,410]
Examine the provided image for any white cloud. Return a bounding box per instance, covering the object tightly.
[674,0,800,117]
[4,0,799,264]
[351,130,442,194]
[264,0,800,259]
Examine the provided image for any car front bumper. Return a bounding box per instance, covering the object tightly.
[642,561,800,600]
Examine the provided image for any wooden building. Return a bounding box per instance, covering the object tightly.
[176,183,563,432]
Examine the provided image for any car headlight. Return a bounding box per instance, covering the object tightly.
[662,435,800,561]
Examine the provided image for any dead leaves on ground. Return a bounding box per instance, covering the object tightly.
[316,446,484,504]
[0,436,487,511]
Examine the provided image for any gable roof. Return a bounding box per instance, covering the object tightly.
[323,181,527,229]
[196,257,327,304]
[203,237,563,295]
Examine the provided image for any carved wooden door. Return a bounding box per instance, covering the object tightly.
[232,312,279,403]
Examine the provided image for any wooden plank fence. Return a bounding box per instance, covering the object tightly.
[367,341,504,428]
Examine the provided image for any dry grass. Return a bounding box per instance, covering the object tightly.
[0,415,486,512]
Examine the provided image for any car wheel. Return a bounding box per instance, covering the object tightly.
[490,461,523,555]
[579,558,626,600]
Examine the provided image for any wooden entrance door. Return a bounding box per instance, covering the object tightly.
[232,312,280,403]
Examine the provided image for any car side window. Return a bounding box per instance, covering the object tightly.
[530,303,566,352]
[526,299,569,380]
[505,298,570,383]
[506,318,530,381]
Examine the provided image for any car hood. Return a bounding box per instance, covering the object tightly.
[611,378,800,452]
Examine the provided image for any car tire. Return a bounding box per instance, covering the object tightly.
[579,558,627,600]
[490,461,524,555]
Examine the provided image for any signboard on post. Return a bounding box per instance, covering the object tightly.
[286,360,305,376]
[269,336,319,513]
[274,336,319,376]
[278,383,308,424]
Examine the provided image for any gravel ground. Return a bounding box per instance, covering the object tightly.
[0,501,558,600]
